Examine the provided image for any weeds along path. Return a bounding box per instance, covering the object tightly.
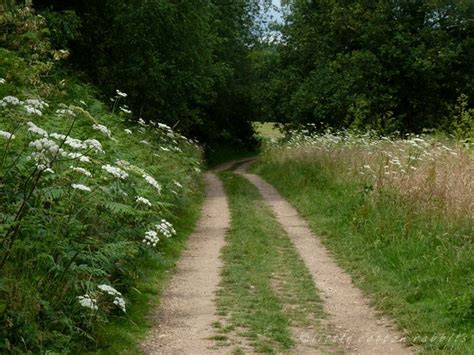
[142,172,230,354]
[236,162,413,355]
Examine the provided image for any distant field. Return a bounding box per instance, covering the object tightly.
[253,122,284,139]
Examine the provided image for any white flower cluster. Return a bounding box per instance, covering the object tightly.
[155,219,176,238]
[1,96,49,116]
[27,121,48,137]
[78,294,98,310]
[0,78,5,84]
[0,130,15,140]
[0,95,21,106]
[119,106,131,114]
[102,164,129,179]
[116,89,127,98]
[124,128,132,134]
[136,196,152,207]
[56,108,76,117]
[29,138,63,166]
[71,183,92,192]
[71,166,92,177]
[92,123,111,137]
[143,174,161,193]
[24,99,48,110]
[97,284,126,312]
[143,230,159,247]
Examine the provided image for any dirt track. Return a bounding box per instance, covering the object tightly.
[141,172,230,354]
[236,162,412,355]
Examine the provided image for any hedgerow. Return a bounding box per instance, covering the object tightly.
[0,7,202,352]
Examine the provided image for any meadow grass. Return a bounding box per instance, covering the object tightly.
[216,172,328,353]
[253,131,473,353]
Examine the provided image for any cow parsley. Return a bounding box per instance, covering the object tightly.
[83,139,104,153]
[155,219,176,238]
[113,296,126,312]
[143,230,159,247]
[0,78,5,84]
[71,183,91,192]
[77,294,98,310]
[92,123,111,137]
[0,130,15,140]
[102,164,128,179]
[71,166,92,177]
[143,174,161,193]
[26,122,48,137]
[24,99,48,110]
[124,128,132,134]
[136,196,152,207]
[56,108,76,117]
[0,95,21,107]
[98,284,122,296]
[116,89,127,98]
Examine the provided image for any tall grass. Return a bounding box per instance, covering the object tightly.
[271,130,472,220]
[255,129,473,353]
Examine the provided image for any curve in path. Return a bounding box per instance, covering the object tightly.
[236,162,413,355]
[141,172,230,354]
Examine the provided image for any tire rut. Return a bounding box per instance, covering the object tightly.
[141,172,230,354]
[236,162,414,355]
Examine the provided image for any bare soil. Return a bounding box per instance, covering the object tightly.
[141,172,230,354]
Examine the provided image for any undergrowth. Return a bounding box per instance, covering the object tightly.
[0,7,202,353]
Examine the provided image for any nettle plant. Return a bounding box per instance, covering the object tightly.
[0,83,202,349]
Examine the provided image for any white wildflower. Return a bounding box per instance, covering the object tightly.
[143,174,161,193]
[77,294,98,310]
[24,99,48,109]
[160,146,170,152]
[124,128,132,134]
[56,108,76,117]
[0,130,15,140]
[26,121,48,137]
[143,230,159,247]
[50,132,67,140]
[102,164,128,179]
[173,181,183,188]
[116,89,127,98]
[155,219,176,238]
[136,196,152,207]
[113,296,126,312]
[83,139,104,153]
[138,118,147,126]
[98,284,122,296]
[0,95,21,107]
[92,123,111,137]
[119,106,132,114]
[0,78,5,84]
[71,183,91,192]
[140,140,150,145]
[71,166,92,177]
[24,105,43,116]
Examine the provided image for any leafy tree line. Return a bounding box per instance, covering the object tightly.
[257,0,474,135]
[32,0,266,148]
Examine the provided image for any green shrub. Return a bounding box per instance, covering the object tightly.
[0,7,202,352]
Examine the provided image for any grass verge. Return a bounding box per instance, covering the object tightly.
[216,172,331,353]
[253,158,473,353]
[92,185,204,354]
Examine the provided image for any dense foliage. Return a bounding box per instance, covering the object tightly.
[0,7,202,352]
[32,0,264,149]
[260,0,474,135]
